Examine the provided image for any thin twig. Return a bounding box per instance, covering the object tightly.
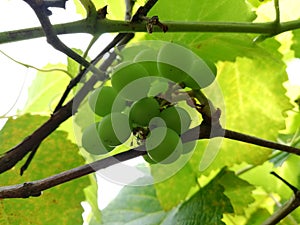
[53,33,127,112]
[0,0,156,174]
[0,49,72,78]
[23,0,103,76]
[262,172,300,225]
[125,0,135,20]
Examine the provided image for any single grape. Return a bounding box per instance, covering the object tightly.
[157,43,194,83]
[182,141,196,154]
[183,58,217,89]
[143,154,157,164]
[120,45,145,61]
[129,97,160,127]
[159,106,191,135]
[146,127,182,164]
[82,123,114,155]
[89,86,126,117]
[111,62,151,100]
[134,48,159,76]
[98,112,131,147]
[148,116,166,131]
[157,62,188,84]
[147,77,169,97]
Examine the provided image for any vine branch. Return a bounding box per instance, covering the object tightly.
[1,121,300,198]
[23,0,103,76]
[4,19,300,44]
[0,0,157,174]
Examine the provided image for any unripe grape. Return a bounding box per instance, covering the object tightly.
[82,123,114,155]
[182,141,196,154]
[143,154,157,164]
[98,113,131,147]
[146,127,182,164]
[183,58,217,89]
[157,43,194,83]
[89,86,126,117]
[129,97,160,127]
[134,49,159,76]
[111,62,151,100]
[159,106,191,134]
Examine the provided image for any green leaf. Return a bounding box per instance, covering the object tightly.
[23,64,71,115]
[219,171,255,215]
[291,29,300,58]
[152,162,198,211]
[0,114,48,153]
[190,55,291,173]
[151,0,255,22]
[145,0,259,62]
[172,168,233,225]
[67,48,84,77]
[101,179,167,225]
[0,114,89,225]
[246,208,271,225]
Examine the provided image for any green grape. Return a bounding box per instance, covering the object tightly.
[82,123,114,155]
[111,62,151,100]
[183,58,217,89]
[98,112,131,147]
[129,97,160,127]
[143,154,157,164]
[148,116,166,131]
[182,141,196,154]
[89,86,126,117]
[146,127,182,164]
[159,106,191,135]
[147,77,169,97]
[134,49,159,76]
[157,43,194,83]
[157,62,188,84]
[120,45,144,62]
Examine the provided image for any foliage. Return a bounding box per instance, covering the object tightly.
[0,0,300,224]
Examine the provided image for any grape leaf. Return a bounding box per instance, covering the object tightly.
[152,162,198,211]
[219,171,255,215]
[0,114,89,225]
[246,208,271,225]
[171,168,233,225]
[101,180,167,225]
[101,169,234,225]
[291,29,300,58]
[239,154,300,207]
[150,0,255,22]
[22,63,71,115]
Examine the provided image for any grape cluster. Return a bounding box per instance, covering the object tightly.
[81,43,217,164]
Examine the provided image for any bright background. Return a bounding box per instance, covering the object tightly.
[0,0,300,220]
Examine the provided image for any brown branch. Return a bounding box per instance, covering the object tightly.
[262,193,300,225]
[23,0,94,69]
[262,172,300,225]
[0,149,145,198]
[0,0,158,174]
[1,122,300,198]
